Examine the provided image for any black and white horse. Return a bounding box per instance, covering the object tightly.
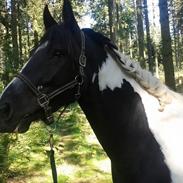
[0,0,182,182]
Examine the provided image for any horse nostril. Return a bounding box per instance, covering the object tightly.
[0,103,13,121]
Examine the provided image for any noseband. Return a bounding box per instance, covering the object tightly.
[16,31,86,125]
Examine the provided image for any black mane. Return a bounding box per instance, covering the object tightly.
[82,28,118,50]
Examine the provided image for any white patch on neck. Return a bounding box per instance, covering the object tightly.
[98,54,125,91]
[97,52,183,183]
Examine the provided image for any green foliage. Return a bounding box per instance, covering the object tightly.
[118,2,136,38]
[89,0,137,56]
[89,0,109,35]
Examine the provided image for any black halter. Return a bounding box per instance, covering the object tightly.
[17,31,86,125]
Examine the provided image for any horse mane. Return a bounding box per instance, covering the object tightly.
[82,28,177,110]
[109,48,173,111]
[82,28,118,50]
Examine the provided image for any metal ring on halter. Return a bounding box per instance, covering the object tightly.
[37,94,50,108]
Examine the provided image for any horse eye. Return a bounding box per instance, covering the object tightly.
[53,49,65,57]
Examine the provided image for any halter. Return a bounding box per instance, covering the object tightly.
[16,31,86,125]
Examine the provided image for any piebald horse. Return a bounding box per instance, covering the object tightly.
[0,0,182,182]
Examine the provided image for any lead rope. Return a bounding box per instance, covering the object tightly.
[46,105,68,183]
[49,133,58,183]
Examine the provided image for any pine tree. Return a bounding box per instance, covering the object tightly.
[136,0,145,68]
[10,0,19,73]
[144,0,154,73]
[108,0,116,42]
[159,0,176,90]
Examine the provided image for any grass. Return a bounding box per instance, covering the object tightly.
[7,104,112,183]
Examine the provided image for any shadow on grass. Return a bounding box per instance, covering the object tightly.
[55,108,106,167]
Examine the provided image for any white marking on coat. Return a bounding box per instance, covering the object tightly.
[98,54,125,91]
[97,51,183,183]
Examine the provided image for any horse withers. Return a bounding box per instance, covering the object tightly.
[0,0,183,182]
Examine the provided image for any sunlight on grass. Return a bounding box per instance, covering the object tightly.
[86,134,100,145]
[7,104,112,183]
[93,159,111,174]
[56,164,77,176]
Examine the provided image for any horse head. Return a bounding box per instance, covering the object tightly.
[0,0,84,133]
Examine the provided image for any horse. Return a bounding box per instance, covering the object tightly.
[0,0,182,182]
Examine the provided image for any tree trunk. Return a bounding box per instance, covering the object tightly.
[17,1,23,67]
[26,16,31,55]
[144,0,154,73]
[177,31,182,69]
[151,0,159,77]
[159,0,176,90]
[11,0,19,73]
[0,4,11,183]
[129,32,133,58]
[116,0,120,46]
[108,0,116,43]
[136,0,145,68]
[34,30,39,48]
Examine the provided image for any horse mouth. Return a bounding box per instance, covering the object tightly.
[15,110,42,133]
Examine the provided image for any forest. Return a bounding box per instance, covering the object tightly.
[0,0,183,182]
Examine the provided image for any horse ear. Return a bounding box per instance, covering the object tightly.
[62,0,80,35]
[43,5,57,31]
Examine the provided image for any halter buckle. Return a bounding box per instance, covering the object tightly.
[79,54,86,67]
[37,94,50,108]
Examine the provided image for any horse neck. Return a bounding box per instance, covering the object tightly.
[79,43,150,138]
[78,51,151,153]
[78,46,171,182]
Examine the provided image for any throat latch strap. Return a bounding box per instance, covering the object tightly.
[16,73,81,124]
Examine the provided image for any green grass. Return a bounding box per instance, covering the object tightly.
[7,104,112,183]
